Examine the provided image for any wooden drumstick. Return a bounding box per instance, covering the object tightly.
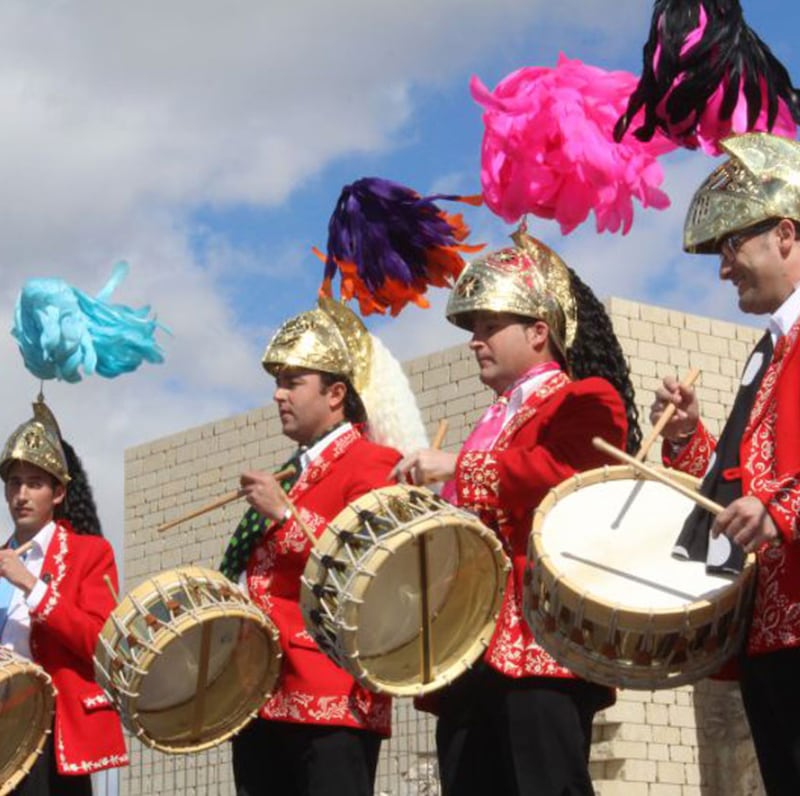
[156,466,296,532]
[636,368,701,462]
[14,541,34,558]
[103,574,120,604]
[278,492,319,548]
[431,419,448,451]
[593,436,723,515]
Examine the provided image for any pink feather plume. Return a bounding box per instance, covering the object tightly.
[471,53,677,235]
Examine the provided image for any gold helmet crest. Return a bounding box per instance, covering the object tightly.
[684,133,800,254]
[262,298,372,395]
[0,396,70,485]
[446,226,577,358]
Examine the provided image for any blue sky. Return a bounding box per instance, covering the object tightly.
[0,1,796,560]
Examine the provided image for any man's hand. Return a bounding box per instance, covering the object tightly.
[650,375,700,443]
[239,471,289,522]
[391,449,458,486]
[0,549,37,595]
[712,496,781,553]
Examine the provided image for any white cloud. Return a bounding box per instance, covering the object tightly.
[0,0,767,568]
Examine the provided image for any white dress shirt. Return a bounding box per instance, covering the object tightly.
[0,521,55,659]
[768,285,800,344]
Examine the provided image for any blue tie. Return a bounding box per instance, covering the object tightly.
[0,537,20,637]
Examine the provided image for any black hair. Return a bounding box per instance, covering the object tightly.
[565,269,643,455]
[318,372,368,425]
[56,439,104,536]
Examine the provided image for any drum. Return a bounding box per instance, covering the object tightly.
[94,566,281,753]
[524,465,756,690]
[300,484,510,697]
[0,648,55,796]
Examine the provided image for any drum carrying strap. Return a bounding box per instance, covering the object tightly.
[673,331,774,574]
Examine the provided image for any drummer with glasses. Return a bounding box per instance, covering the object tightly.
[221,299,427,796]
[650,133,800,796]
[393,228,639,796]
[0,397,127,795]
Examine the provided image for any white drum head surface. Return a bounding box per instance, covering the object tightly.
[539,478,735,610]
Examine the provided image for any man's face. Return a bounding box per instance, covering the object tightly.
[4,461,65,538]
[718,223,797,315]
[467,312,548,394]
[273,369,342,444]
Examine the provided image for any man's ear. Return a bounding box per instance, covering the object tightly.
[525,320,551,352]
[326,380,348,412]
[777,218,798,254]
[52,482,67,508]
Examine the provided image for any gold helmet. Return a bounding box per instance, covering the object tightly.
[0,395,70,485]
[684,133,800,254]
[262,297,372,395]
[446,226,577,357]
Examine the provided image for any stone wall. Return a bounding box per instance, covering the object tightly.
[122,297,765,795]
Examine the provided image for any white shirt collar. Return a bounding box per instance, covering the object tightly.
[2,520,56,561]
[769,286,800,342]
[505,368,563,423]
[299,422,353,470]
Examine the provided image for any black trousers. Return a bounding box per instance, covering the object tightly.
[436,664,610,796]
[232,718,382,796]
[10,734,92,796]
[740,647,800,796]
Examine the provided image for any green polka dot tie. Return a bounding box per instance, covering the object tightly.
[219,453,301,581]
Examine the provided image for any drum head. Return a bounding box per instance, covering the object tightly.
[0,652,54,796]
[539,476,736,609]
[95,567,282,753]
[135,613,276,750]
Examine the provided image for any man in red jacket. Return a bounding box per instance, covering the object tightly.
[0,397,127,796]
[650,133,800,795]
[394,229,639,795]
[222,298,427,796]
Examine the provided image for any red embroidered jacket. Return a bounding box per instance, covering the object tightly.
[453,373,628,679]
[28,521,128,775]
[246,426,401,735]
[664,317,800,656]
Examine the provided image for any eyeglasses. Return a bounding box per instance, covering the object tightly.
[718,219,780,260]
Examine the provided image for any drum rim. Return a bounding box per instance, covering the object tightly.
[301,484,511,696]
[525,464,756,689]
[0,654,56,796]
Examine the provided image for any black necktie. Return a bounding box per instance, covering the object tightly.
[673,332,774,573]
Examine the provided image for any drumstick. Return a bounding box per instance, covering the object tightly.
[431,419,448,451]
[14,541,33,558]
[593,437,723,516]
[636,368,701,462]
[156,466,296,532]
[278,492,319,548]
[103,574,120,604]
